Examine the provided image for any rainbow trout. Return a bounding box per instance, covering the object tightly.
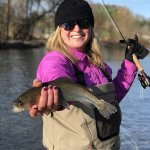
[13,78,117,119]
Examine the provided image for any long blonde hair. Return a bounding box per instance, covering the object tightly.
[45,26,104,69]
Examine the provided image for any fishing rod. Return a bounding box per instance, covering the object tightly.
[101,0,150,89]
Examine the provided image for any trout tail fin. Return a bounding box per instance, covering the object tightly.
[96,100,117,119]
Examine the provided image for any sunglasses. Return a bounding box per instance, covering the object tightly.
[61,20,91,31]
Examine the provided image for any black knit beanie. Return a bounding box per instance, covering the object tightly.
[55,0,94,27]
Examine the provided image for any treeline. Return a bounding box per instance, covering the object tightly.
[92,3,150,44]
[0,0,63,41]
[0,0,150,45]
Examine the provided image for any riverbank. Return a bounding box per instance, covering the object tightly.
[0,40,149,51]
[0,40,125,50]
[0,40,44,49]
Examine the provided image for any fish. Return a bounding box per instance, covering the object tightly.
[12,78,117,119]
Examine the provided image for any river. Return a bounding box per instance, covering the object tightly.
[0,48,150,150]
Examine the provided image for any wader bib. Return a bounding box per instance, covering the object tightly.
[42,65,122,150]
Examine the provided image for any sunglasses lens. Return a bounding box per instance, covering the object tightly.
[63,22,75,31]
[62,20,90,31]
[77,20,90,29]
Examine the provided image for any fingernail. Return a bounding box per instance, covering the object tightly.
[48,85,52,89]
[33,105,38,109]
[54,86,57,90]
[43,87,48,91]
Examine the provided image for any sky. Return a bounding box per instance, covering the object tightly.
[92,0,150,19]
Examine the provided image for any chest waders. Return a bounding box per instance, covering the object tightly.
[73,64,122,147]
[42,64,122,150]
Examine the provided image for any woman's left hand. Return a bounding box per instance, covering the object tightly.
[120,35,149,62]
[28,79,59,117]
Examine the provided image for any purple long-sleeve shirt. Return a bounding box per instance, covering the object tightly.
[36,49,137,102]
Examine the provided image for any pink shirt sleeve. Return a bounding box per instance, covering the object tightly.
[113,59,138,102]
[36,51,75,83]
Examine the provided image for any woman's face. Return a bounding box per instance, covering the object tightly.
[60,24,91,50]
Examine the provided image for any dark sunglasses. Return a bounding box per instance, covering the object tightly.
[61,20,91,31]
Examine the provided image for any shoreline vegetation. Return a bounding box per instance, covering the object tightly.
[0,40,125,50]
[0,40,44,49]
[0,0,150,50]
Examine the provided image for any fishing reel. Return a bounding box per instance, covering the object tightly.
[138,70,150,89]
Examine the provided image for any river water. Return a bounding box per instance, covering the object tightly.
[0,48,150,150]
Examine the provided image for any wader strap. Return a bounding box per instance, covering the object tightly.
[72,63,112,84]
[100,68,112,82]
[72,64,86,86]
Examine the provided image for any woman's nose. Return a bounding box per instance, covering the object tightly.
[73,24,80,31]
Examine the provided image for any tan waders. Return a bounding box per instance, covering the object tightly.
[42,83,121,150]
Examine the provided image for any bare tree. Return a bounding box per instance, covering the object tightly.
[6,0,11,40]
[12,0,63,40]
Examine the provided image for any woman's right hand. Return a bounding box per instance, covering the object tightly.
[28,79,59,117]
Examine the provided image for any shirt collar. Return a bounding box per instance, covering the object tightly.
[68,48,89,71]
[68,48,87,61]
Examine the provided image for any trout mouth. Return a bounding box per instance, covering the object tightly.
[12,100,25,113]
[13,105,25,112]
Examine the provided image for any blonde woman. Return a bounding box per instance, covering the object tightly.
[29,0,148,149]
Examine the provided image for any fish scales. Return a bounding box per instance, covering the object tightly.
[57,82,117,119]
[13,78,117,119]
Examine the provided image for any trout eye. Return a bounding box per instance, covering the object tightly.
[18,101,24,107]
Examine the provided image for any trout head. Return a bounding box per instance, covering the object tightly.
[12,87,41,113]
[13,96,26,112]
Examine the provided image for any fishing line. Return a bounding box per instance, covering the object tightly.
[140,87,144,98]
[101,0,126,41]
[120,126,139,150]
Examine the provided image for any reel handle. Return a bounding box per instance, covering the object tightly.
[132,54,143,72]
[132,54,150,88]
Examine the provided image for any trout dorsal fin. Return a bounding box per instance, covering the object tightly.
[42,77,75,87]
[53,77,75,84]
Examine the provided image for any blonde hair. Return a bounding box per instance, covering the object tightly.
[45,26,104,69]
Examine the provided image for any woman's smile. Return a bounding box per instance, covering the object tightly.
[70,35,83,39]
[70,32,85,39]
[61,25,91,50]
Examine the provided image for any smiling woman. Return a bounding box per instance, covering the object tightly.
[26,0,149,150]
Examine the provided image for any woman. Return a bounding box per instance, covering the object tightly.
[29,0,148,149]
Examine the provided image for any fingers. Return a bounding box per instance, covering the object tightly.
[29,104,38,117]
[29,83,60,117]
[47,85,54,108]
[53,86,59,110]
[38,87,48,111]
[47,86,59,110]
[38,85,59,114]
[29,87,49,117]
[33,79,42,87]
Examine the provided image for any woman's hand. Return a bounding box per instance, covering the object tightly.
[120,35,149,62]
[28,79,59,117]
